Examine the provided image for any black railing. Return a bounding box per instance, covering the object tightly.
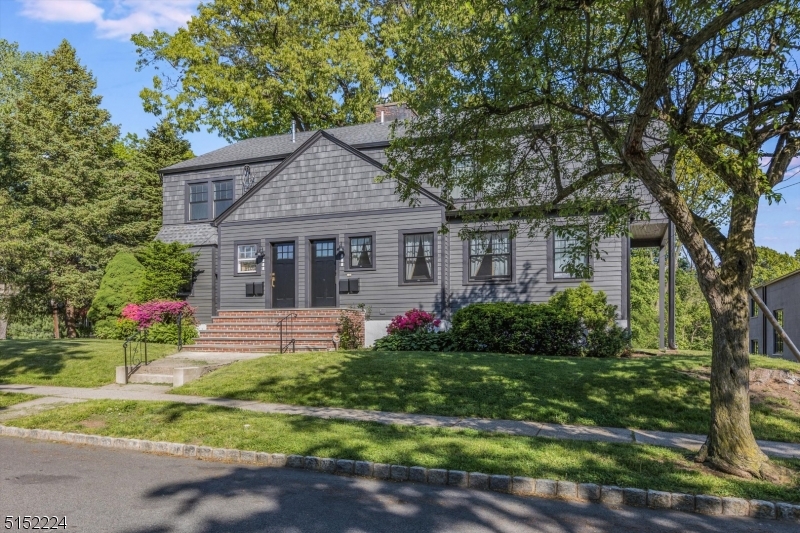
[123,329,148,383]
[277,312,297,354]
[177,313,183,352]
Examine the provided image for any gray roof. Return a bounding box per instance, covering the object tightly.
[162,121,395,173]
[156,224,217,247]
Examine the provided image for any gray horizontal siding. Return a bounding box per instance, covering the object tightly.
[229,137,437,222]
[749,276,800,361]
[187,245,216,325]
[218,208,444,317]
[161,160,280,226]
[447,221,625,316]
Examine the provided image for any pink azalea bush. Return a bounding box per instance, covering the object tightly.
[121,300,195,330]
[387,308,441,334]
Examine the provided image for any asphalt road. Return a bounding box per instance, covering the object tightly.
[0,437,795,533]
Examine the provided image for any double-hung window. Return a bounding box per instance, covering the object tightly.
[214,180,234,217]
[750,298,759,317]
[349,235,374,269]
[773,309,784,354]
[403,232,434,282]
[468,231,511,281]
[237,244,258,274]
[188,183,209,221]
[187,179,234,221]
[552,233,590,279]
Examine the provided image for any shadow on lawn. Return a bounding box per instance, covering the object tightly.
[0,339,93,383]
[216,352,713,435]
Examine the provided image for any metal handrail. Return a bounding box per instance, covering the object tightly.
[122,329,148,383]
[277,312,298,354]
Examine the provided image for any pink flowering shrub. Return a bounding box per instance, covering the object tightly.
[121,300,196,330]
[387,309,441,334]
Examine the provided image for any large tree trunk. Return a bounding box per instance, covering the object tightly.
[52,306,60,339]
[698,275,788,481]
[0,315,7,340]
[65,301,78,338]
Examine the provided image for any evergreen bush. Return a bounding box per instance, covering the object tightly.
[135,241,195,302]
[88,252,144,338]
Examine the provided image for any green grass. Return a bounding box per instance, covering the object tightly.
[174,350,800,443]
[0,392,39,409]
[7,399,799,503]
[0,339,176,387]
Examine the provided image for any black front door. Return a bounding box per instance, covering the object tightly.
[311,240,336,307]
[271,242,295,308]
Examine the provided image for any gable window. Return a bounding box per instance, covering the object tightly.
[188,183,209,221]
[214,180,234,216]
[750,298,759,317]
[552,234,590,279]
[469,231,511,281]
[187,178,234,221]
[403,232,434,282]
[237,244,258,274]
[349,235,373,269]
[773,309,784,354]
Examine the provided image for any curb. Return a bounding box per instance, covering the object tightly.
[2,425,798,522]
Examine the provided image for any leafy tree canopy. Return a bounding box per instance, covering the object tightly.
[135,240,195,303]
[132,0,398,140]
[387,0,800,481]
[753,246,800,285]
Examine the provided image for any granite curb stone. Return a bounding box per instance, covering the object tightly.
[722,497,749,517]
[447,470,468,488]
[695,495,723,516]
[468,473,489,490]
[647,490,671,510]
[427,468,448,485]
[556,481,577,500]
[511,477,535,496]
[577,483,601,502]
[2,425,797,522]
[354,461,373,477]
[749,500,776,520]
[409,466,427,483]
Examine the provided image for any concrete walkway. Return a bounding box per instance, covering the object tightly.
[2,383,798,459]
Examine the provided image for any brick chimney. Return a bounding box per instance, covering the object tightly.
[375,102,416,123]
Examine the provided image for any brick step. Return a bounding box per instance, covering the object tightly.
[189,344,330,353]
[206,320,340,327]
[195,336,334,344]
[195,340,334,349]
[215,309,351,318]
[201,326,338,334]
[198,331,336,342]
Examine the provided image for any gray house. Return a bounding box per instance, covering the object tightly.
[157,104,669,350]
[749,270,800,361]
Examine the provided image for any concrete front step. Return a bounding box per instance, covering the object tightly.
[128,372,174,384]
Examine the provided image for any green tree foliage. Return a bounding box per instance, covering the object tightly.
[135,241,195,302]
[752,246,800,286]
[388,1,800,479]
[115,121,194,239]
[88,252,144,339]
[0,40,133,336]
[132,0,397,140]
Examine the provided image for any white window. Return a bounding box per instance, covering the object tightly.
[553,234,589,279]
[469,231,511,281]
[237,244,257,273]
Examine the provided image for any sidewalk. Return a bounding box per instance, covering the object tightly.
[2,383,798,459]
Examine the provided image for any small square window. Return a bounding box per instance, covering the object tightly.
[403,233,434,282]
[349,236,373,269]
[189,183,209,221]
[237,244,258,273]
[469,231,511,281]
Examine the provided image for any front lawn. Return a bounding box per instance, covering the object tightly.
[0,392,39,409]
[0,339,176,387]
[174,350,800,443]
[6,399,799,503]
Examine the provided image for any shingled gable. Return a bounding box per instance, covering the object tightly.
[212,129,446,225]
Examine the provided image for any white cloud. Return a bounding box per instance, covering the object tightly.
[782,220,797,227]
[18,0,196,40]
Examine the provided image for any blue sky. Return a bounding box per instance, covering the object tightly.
[1,0,798,254]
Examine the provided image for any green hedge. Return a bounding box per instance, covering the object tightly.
[450,302,582,356]
[374,330,453,352]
